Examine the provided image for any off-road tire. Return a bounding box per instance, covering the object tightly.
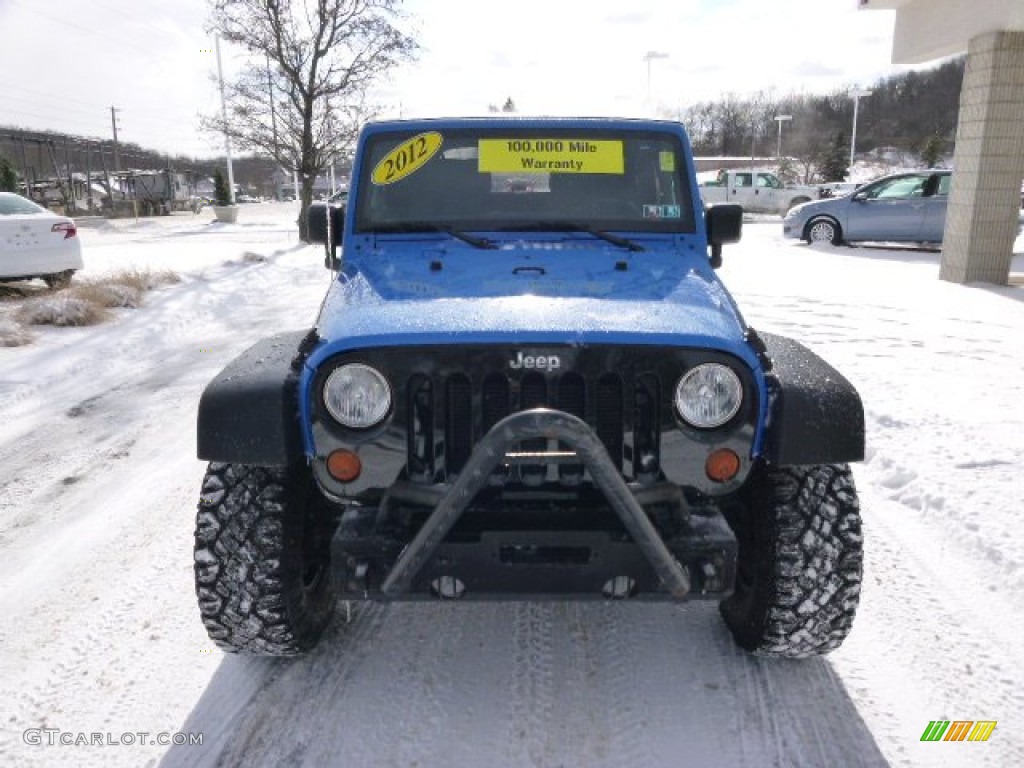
[719,463,862,658]
[194,462,336,655]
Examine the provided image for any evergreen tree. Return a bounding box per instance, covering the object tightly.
[0,154,18,193]
[919,134,945,167]
[213,169,232,206]
[775,156,798,185]
[818,132,850,182]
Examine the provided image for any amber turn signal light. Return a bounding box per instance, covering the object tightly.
[326,449,362,482]
[705,448,740,483]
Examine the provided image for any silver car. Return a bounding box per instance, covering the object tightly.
[784,170,951,246]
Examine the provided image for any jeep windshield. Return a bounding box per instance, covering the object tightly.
[354,128,697,237]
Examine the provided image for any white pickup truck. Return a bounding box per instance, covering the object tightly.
[699,169,818,215]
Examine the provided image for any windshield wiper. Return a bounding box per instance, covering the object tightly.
[370,223,496,249]
[498,221,645,252]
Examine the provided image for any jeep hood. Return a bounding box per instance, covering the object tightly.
[311,244,753,364]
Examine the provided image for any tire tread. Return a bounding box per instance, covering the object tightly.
[193,462,334,655]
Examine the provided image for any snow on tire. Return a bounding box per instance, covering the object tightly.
[194,462,336,655]
[719,463,862,658]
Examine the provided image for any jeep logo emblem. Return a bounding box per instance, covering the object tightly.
[509,351,561,371]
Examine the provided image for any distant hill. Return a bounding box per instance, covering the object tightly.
[679,56,965,182]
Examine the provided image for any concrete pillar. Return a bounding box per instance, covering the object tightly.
[940,30,1024,285]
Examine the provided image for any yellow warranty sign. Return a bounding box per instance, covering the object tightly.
[371,132,444,185]
[479,139,624,174]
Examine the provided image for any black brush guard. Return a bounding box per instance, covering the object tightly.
[330,409,737,600]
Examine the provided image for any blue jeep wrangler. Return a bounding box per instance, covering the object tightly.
[195,118,864,658]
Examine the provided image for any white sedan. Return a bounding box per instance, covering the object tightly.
[0,192,83,288]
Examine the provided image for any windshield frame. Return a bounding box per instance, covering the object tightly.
[353,126,697,237]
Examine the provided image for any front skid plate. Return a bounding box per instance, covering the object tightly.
[330,508,737,601]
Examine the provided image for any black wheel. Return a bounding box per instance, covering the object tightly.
[805,217,841,245]
[719,463,862,658]
[43,270,74,290]
[194,462,336,655]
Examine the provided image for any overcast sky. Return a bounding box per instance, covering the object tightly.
[0,0,922,159]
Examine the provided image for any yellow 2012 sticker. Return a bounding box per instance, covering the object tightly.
[478,139,624,174]
[371,132,443,185]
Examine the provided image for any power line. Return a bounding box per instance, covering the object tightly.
[3,95,209,144]
[4,94,117,124]
[1,111,109,137]
[0,81,114,111]
[86,0,192,42]
[10,0,173,61]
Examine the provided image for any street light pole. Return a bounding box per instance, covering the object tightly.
[850,87,872,169]
[215,35,236,205]
[774,114,792,159]
[643,51,669,106]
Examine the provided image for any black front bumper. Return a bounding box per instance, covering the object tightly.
[331,409,737,601]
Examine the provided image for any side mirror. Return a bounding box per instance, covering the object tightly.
[307,202,345,269]
[706,204,743,269]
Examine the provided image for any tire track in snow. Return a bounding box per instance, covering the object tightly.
[838,489,1024,768]
[559,603,608,764]
[341,603,460,768]
[0,448,208,768]
[585,604,658,768]
[167,603,392,768]
[501,602,557,767]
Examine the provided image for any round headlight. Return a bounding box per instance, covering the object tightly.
[675,364,742,428]
[323,363,391,428]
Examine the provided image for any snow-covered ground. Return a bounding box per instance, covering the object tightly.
[1,202,1023,768]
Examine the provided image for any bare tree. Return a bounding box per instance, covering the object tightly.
[204,0,417,240]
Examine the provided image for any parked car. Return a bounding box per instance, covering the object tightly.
[0,192,83,288]
[700,169,817,215]
[784,170,952,246]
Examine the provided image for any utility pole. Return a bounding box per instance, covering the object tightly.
[64,137,76,210]
[774,114,792,159]
[266,54,281,199]
[850,88,872,169]
[85,142,93,211]
[19,135,31,198]
[215,35,236,204]
[110,106,121,174]
[643,51,669,108]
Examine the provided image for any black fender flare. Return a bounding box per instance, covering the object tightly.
[758,332,864,466]
[197,330,317,465]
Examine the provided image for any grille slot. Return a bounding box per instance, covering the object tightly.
[633,373,661,481]
[557,372,586,483]
[518,372,548,484]
[596,374,624,472]
[482,373,510,431]
[407,374,434,481]
[445,374,472,475]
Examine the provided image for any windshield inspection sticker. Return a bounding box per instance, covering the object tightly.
[371,132,443,185]
[643,204,681,220]
[478,139,624,174]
